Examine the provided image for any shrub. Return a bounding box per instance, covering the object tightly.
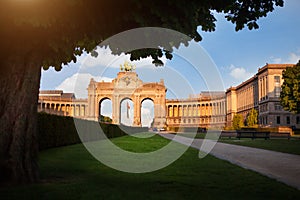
[37,113,147,150]
[232,114,244,130]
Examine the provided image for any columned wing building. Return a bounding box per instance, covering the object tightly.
[226,63,300,128]
[38,62,300,129]
[166,92,226,129]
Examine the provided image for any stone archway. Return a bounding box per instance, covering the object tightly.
[87,68,166,128]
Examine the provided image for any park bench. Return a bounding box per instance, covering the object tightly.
[270,132,291,140]
[236,131,270,140]
[220,131,237,139]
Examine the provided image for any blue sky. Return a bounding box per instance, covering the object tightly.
[40,0,300,98]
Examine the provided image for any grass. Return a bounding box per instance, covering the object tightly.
[1,132,300,200]
[220,138,300,155]
[174,132,207,139]
[176,132,300,155]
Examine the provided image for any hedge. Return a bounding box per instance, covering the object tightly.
[167,126,207,133]
[37,113,148,150]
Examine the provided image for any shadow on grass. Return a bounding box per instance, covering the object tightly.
[1,133,300,200]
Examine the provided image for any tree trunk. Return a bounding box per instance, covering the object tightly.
[0,57,41,183]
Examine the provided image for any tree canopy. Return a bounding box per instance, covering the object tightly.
[0,0,285,183]
[280,61,300,114]
[0,0,284,70]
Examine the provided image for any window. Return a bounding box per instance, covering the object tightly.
[275,103,282,111]
[277,116,281,124]
[297,116,300,124]
[274,76,280,84]
[275,86,281,97]
[274,76,281,97]
[287,116,290,125]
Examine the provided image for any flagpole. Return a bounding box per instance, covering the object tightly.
[127,101,130,119]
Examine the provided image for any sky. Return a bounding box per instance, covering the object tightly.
[40,0,300,126]
[199,0,300,87]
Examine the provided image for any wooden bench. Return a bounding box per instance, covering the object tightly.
[236,131,270,140]
[270,132,291,140]
[220,131,237,139]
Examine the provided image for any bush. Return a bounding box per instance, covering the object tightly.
[232,114,244,130]
[37,113,147,150]
[167,126,205,133]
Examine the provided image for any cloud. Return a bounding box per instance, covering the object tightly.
[229,65,254,81]
[82,47,167,69]
[287,52,300,63]
[141,107,153,128]
[270,57,282,63]
[120,107,153,127]
[55,73,113,98]
[270,51,300,64]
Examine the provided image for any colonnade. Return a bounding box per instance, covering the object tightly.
[167,102,226,117]
[166,100,226,128]
[38,101,88,118]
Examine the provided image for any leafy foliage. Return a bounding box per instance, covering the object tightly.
[99,115,113,123]
[280,61,300,114]
[0,0,284,69]
[232,114,244,130]
[0,0,285,183]
[246,108,258,127]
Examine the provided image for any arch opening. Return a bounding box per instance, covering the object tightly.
[141,98,154,128]
[120,98,134,126]
[99,98,112,123]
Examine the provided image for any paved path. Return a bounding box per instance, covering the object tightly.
[160,133,300,190]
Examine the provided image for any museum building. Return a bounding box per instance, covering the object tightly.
[38,63,300,129]
[226,63,300,128]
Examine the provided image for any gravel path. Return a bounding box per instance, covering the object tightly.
[160,133,300,190]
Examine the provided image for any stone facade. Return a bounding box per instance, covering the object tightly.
[38,90,88,119]
[87,71,166,128]
[39,63,300,129]
[39,71,167,128]
[166,92,226,129]
[226,63,300,128]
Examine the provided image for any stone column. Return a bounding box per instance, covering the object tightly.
[112,95,120,124]
[179,105,182,117]
[88,94,95,119]
[133,95,141,126]
[173,105,177,117]
[57,104,61,115]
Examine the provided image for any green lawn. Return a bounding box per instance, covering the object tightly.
[176,132,300,155]
[220,138,300,155]
[1,133,300,199]
[175,132,207,139]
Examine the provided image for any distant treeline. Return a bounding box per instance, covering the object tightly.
[37,113,148,150]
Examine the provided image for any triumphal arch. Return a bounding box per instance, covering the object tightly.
[87,62,166,127]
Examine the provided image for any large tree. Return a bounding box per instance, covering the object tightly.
[280,61,300,114]
[0,0,284,183]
